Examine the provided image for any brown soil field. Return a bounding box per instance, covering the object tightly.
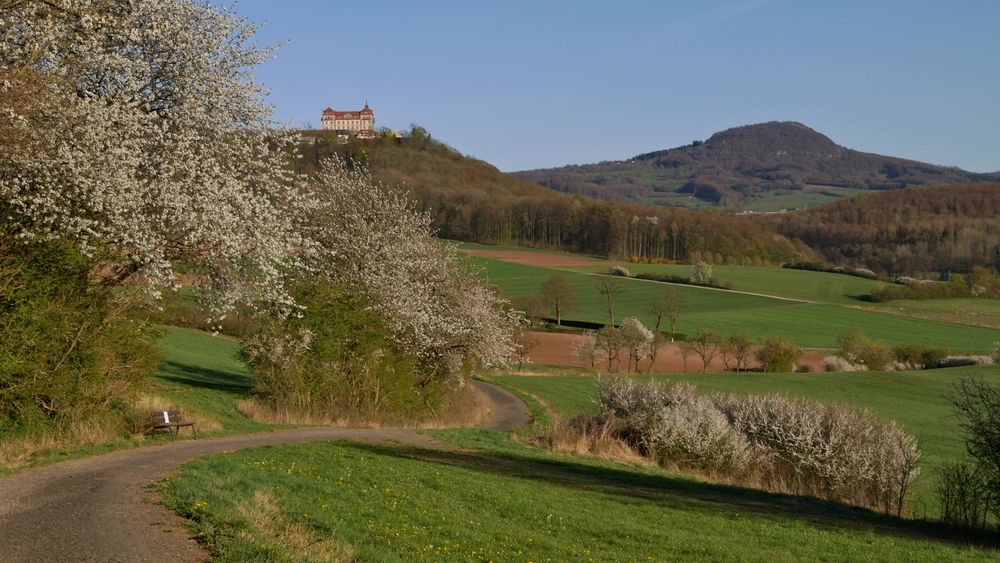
[521,330,826,373]
[459,249,606,268]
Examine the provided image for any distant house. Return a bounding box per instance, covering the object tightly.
[321,103,376,139]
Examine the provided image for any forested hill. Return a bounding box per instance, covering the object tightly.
[769,184,1000,274]
[296,128,805,265]
[511,121,1000,211]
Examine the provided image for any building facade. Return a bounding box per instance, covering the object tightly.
[321,103,375,138]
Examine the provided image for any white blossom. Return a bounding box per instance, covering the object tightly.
[0,0,306,311]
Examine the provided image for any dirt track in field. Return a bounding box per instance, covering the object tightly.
[522,330,827,373]
[0,381,530,562]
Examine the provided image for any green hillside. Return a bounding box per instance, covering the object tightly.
[468,251,999,352]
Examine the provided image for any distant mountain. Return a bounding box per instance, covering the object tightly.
[511,121,1000,211]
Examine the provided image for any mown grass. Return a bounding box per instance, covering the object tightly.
[572,262,879,305]
[150,325,270,434]
[471,254,999,352]
[491,364,1000,513]
[160,434,1000,561]
[861,298,1000,329]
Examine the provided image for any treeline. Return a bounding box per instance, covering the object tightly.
[770,184,1000,274]
[296,128,804,265]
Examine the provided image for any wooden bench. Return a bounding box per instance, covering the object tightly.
[148,410,197,440]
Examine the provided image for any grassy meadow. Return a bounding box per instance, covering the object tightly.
[151,326,270,435]
[160,431,999,562]
[490,365,1000,512]
[467,250,1000,352]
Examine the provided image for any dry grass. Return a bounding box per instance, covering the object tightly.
[0,394,225,470]
[0,416,128,469]
[235,490,354,562]
[131,395,223,433]
[538,414,652,467]
[236,384,491,429]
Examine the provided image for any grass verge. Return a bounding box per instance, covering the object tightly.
[159,434,1000,561]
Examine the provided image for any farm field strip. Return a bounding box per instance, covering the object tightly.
[468,253,1000,352]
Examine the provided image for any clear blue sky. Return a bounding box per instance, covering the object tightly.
[237,0,1000,173]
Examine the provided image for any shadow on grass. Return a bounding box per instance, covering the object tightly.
[347,441,999,551]
[154,361,250,395]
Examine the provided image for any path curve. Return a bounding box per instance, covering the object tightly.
[0,380,530,562]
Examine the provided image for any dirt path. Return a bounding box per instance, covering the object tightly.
[0,381,530,562]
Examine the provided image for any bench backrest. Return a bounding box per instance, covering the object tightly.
[150,410,183,424]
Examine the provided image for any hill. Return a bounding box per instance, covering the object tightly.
[770,183,1000,273]
[511,121,1000,211]
[295,128,805,265]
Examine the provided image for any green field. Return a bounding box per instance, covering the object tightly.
[571,263,879,305]
[745,186,868,212]
[141,320,999,559]
[491,365,1000,509]
[864,298,1000,329]
[152,326,270,434]
[470,254,999,352]
[160,431,998,561]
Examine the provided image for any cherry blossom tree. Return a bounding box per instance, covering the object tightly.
[0,0,306,312]
[300,159,519,378]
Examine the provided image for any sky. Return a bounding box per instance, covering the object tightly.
[236,0,1000,173]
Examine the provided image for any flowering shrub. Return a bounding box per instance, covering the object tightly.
[597,377,920,514]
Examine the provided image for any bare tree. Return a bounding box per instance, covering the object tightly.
[648,286,686,341]
[595,326,625,372]
[620,317,654,373]
[572,330,599,371]
[595,276,627,326]
[647,332,667,373]
[690,329,721,373]
[679,341,693,372]
[723,333,754,372]
[541,274,578,325]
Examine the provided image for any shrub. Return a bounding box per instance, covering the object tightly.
[945,377,1000,526]
[608,265,631,277]
[755,337,801,372]
[0,234,159,435]
[837,329,892,371]
[596,378,920,514]
[241,280,434,424]
[892,344,950,370]
[823,356,865,372]
[689,261,713,285]
[937,461,992,529]
[935,356,994,368]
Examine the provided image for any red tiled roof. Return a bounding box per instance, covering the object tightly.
[322,104,374,118]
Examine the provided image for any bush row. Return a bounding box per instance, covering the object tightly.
[595,377,920,514]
